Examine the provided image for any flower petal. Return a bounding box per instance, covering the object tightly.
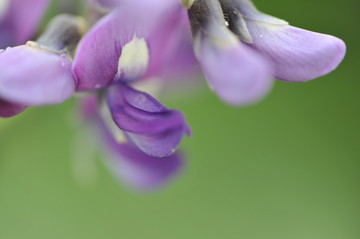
[0,45,75,105]
[194,25,273,105]
[0,98,26,118]
[106,140,184,191]
[144,3,196,80]
[0,0,49,47]
[225,0,346,82]
[73,8,150,90]
[245,23,346,82]
[106,84,190,157]
[73,0,192,91]
[79,95,184,191]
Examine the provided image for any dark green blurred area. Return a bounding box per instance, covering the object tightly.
[0,0,359,238]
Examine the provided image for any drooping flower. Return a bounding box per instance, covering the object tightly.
[72,0,193,158]
[0,14,85,117]
[183,0,346,105]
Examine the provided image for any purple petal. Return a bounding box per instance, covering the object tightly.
[106,84,190,157]
[79,95,184,191]
[246,23,346,82]
[230,0,346,82]
[0,45,75,105]
[144,3,197,79]
[195,25,273,106]
[0,98,27,118]
[106,140,184,191]
[0,0,49,47]
[73,0,192,91]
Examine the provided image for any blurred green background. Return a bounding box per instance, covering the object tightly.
[1,0,359,238]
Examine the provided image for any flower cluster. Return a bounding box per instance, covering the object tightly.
[0,0,346,190]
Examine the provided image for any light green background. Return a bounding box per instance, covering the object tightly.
[0,0,359,238]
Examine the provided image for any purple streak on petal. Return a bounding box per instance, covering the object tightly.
[246,23,346,82]
[0,0,49,47]
[106,84,190,157]
[0,98,27,118]
[0,45,75,105]
[195,25,273,106]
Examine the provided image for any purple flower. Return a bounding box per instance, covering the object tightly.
[0,14,84,117]
[184,0,346,105]
[0,0,348,190]
[72,0,192,158]
[0,0,49,48]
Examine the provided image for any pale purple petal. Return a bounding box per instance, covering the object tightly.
[0,98,27,118]
[73,8,150,91]
[106,84,190,157]
[0,0,49,47]
[246,23,346,82]
[73,0,192,91]
[229,0,346,82]
[106,140,184,191]
[0,45,75,105]
[144,3,197,79]
[195,25,273,106]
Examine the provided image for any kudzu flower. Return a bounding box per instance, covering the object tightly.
[0,14,85,117]
[183,0,346,105]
